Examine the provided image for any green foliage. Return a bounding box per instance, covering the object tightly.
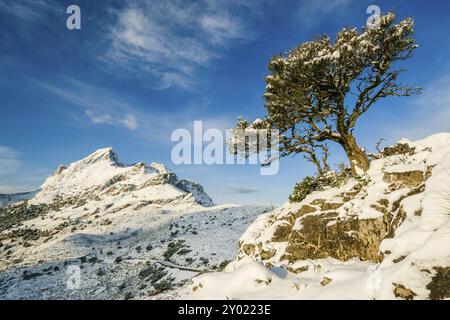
[288,176,318,203]
[288,169,352,203]
[138,263,167,283]
[149,278,175,296]
[163,240,186,260]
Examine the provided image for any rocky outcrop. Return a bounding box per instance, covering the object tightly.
[393,283,416,300]
[235,134,448,281]
[426,267,450,300]
[283,213,388,263]
[237,181,400,264]
[383,170,424,190]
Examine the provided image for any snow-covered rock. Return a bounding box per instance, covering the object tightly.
[181,133,450,300]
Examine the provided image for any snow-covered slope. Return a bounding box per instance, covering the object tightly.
[180,133,450,300]
[0,148,270,299]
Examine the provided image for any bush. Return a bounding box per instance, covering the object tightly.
[288,176,318,203]
[138,263,167,283]
[288,170,352,203]
[149,278,175,296]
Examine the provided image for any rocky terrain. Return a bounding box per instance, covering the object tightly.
[0,148,270,299]
[180,133,450,300]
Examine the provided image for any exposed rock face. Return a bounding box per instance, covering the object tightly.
[426,267,450,300]
[238,182,398,264]
[382,143,415,157]
[393,283,416,300]
[236,154,439,266]
[321,277,332,286]
[283,213,388,263]
[383,170,424,189]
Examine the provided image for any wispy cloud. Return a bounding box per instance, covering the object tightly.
[103,0,252,89]
[0,0,57,20]
[40,78,234,141]
[200,9,247,44]
[297,0,355,28]
[225,186,261,194]
[0,145,50,193]
[384,74,450,141]
[0,145,20,177]
[84,110,138,131]
[41,79,141,131]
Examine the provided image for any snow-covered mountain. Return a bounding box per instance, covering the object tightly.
[0,148,270,299]
[180,133,450,300]
[29,147,214,207]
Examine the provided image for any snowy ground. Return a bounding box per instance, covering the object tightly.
[0,203,269,299]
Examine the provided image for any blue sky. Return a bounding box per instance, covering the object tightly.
[0,0,449,205]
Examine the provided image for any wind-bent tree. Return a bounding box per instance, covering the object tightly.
[234,12,420,175]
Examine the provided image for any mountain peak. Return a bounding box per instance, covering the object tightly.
[81,147,121,166]
[28,147,213,207]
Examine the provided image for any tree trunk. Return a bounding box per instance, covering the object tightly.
[340,134,370,176]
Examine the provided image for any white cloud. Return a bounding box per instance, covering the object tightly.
[84,110,115,125]
[84,110,138,131]
[201,12,245,44]
[0,146,20,177]
[121,114,139,131]
[103,0,251,89]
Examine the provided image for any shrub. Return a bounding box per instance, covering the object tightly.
[288,176,318,203]
[288,169,352,203]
